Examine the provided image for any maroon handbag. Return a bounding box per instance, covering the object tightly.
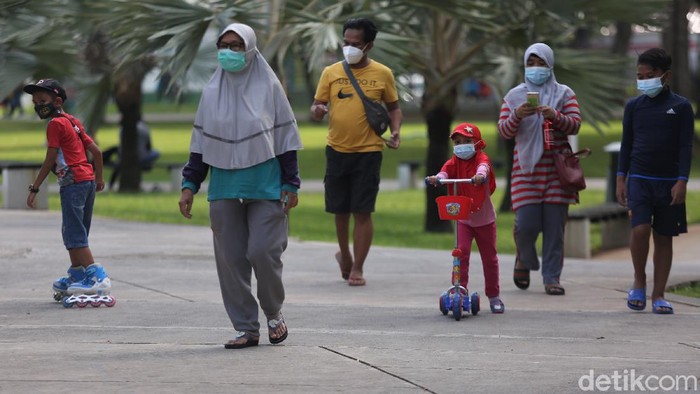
[553,145,591,192]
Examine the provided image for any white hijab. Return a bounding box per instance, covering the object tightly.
[503,43,570,173]
[190,23,302,169]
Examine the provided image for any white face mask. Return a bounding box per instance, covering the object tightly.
[343,45,366,65]
[637,74,665,98]
[453,143,476,160]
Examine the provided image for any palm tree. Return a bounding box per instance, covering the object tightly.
[2,0,671,203]
[266,0,669,231]
[0,0,269,192]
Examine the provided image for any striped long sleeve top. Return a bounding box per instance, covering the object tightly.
[497,89,582,211]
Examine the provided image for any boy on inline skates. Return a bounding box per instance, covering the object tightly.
[426,123,504,313]
[24,79,114,307]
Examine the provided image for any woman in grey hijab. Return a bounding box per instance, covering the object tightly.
[497,43,582,296]
[178,23,303,349]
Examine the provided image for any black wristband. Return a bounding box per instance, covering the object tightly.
[28,184,40,193]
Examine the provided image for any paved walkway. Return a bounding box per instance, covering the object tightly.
[0,209,699,394]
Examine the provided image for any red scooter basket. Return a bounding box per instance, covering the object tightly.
[436,195,472,221]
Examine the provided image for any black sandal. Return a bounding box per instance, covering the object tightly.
[513,260,530,290]
[268,315,288,345]
[545,283,566,296]
[224,331,259,349]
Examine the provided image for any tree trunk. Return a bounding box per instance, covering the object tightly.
[423,102,454,233]
[611,22,632,56]
[82,30,112,139]
[664,0,692,99]
[112,59,154,192]
[113,74,143,193]
[571,27,592,49]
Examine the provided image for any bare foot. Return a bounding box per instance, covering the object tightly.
[348,271,366,286]
[335,251,352,280]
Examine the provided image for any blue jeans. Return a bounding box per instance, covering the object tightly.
[60,181,96,249]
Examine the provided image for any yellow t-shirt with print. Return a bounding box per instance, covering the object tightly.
[314,60,399,153]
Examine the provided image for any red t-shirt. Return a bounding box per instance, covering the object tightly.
[46,114,95,184]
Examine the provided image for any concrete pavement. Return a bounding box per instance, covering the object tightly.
[0,209,699,394]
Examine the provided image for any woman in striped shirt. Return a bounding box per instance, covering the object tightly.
[497,43,582,296]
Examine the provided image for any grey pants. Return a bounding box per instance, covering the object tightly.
[210,199,287,336]
[514,203,568,285]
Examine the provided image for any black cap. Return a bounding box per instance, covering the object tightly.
[23,79,67,101]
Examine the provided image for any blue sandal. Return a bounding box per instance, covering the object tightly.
[489,298,505,314]
[626,288,646,311]
[652,299,674,315]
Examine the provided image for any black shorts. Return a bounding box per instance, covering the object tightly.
[628,177,687,236]
[324,146,382,214]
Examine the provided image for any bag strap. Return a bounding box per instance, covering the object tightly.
[342,61,371,105]
[56,113,91,161]
[567,147,591,159]
[56,113,86,141]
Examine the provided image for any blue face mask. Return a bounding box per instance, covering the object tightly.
[218,49,246,72]
[637,75,664,98]
[525,66,551,86]
[453,143,476,160]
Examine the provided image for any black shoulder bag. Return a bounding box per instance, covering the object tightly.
[342,61,392,136]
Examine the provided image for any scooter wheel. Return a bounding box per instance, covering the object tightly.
[439,296,448,315]
[471,292,480,316]
[453,294,462,321]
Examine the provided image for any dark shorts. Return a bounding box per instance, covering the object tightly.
[324,146,382,214]
[627,177,687,236]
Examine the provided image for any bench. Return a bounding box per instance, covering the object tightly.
[0,161,48,210]
[564,203,630,259]
[397,160,421,189]
[105,161,184,191]
[157,162,185,191]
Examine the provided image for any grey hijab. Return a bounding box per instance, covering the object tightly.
[190,23,302,169]
[504,43,570,173]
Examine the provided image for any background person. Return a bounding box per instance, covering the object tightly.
[497,43,582,296]
[310,17,402,286]
[102,120,160,189]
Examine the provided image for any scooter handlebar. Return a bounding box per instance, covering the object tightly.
[424,177,474,185]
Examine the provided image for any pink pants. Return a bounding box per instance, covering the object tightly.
[457,221,500,298]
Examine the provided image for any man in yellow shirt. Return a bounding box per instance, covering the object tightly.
[311,17,402,286]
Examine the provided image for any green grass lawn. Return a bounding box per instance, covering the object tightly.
[669,282,700,298]
[32,187,697,256]
[5,118,700,181]
[2,118,699,256]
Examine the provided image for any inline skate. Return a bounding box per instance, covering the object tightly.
[62,263,116,308]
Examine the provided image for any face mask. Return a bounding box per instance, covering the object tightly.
[453,143,476,160]
[525,66,551,86]
[637,75,664,98]
[218,49,246,72]
[34,102,56,119]
[343,45,365,65]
